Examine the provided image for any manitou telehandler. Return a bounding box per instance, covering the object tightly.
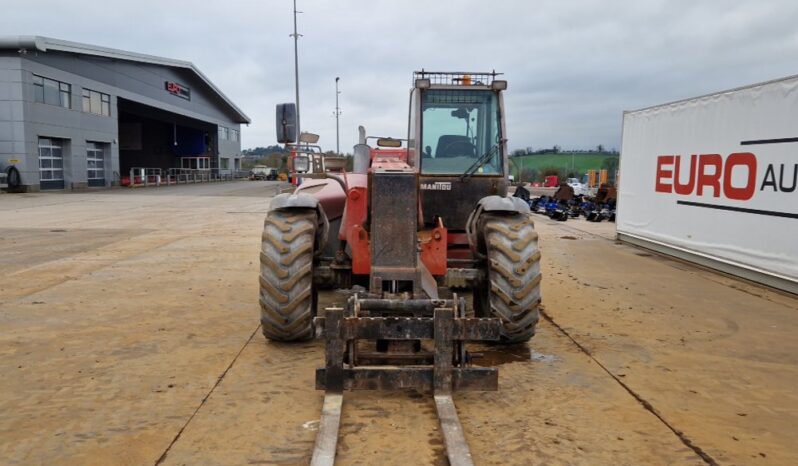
[262,71,541,465]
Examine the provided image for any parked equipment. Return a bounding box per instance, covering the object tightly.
[249,165,278,181]
[545,199,569,221]
[0,163,21,191]
[262,71,541,465]
[543,175,559,187]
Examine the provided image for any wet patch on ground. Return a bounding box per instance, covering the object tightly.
[470,344,558,367]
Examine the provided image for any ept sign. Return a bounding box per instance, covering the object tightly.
[165,81,191,100]
[655,151,797,202]
[654,152,758,200]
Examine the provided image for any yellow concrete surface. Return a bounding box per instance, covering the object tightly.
[0,182,795,465]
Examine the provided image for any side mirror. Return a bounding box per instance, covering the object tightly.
[299,132,320,144]
[275,103,297,143]
[376,137,402,148]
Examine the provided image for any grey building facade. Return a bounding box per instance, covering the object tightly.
[0,36,250,191]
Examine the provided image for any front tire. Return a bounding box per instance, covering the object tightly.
[259,209,317,341]
[476,213,542,343]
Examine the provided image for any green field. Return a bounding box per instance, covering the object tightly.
[509,152,619,179]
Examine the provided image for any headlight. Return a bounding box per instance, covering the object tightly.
[294,155,310,172]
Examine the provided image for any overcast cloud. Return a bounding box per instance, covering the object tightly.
[3,0,798,152]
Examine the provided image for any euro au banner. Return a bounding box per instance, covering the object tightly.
[618,75,798,284]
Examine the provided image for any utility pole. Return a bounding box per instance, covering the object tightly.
[334,77,341,154]
[291,0,302,142]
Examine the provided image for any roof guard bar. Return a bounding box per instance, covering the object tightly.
[412,70,503,86]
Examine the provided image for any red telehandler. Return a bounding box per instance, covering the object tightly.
[262,71,541,465]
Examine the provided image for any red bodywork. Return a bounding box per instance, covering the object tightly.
[369,147,408,167]
[295,146,452,277]
[543,175,559,187]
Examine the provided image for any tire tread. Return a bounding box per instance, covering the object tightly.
[259,209,317,341]
[482,213,542,343]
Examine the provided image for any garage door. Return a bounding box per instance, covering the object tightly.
[86,142,106,187]
[39,138,65,190]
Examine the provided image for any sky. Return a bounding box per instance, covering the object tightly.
[3,0,798,153]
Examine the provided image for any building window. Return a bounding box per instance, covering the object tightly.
[87,142,105,187]
[220,157,229,170]
[82,89,111,116]
[39,138,65,189]
[218,126,230,141]
[33,75,71,109]
[229,129,239,141]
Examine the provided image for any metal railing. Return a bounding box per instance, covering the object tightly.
[129,167,163,187]
[167,168,212,184]
[413,70,502,86]
[126,167,249,187]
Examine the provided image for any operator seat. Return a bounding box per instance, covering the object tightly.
[436,135,476,158]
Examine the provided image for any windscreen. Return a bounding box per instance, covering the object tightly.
[420,89,501,175]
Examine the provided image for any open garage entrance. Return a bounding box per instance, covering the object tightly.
[117,98,219,185]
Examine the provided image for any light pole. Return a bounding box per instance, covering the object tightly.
[291,0,302,142]
[334,77,341,154]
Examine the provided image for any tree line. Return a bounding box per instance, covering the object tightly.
[511,145,619,156]
[242,145,286,157]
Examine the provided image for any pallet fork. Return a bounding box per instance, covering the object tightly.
[310,294,502,466]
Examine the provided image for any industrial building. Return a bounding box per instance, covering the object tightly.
[0,36,250,191]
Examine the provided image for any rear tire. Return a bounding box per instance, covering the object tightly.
[259,209,317,341]
[476,213,542,343]
[6,166,21,192]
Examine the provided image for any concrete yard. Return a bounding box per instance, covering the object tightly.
[1,181,796,465]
